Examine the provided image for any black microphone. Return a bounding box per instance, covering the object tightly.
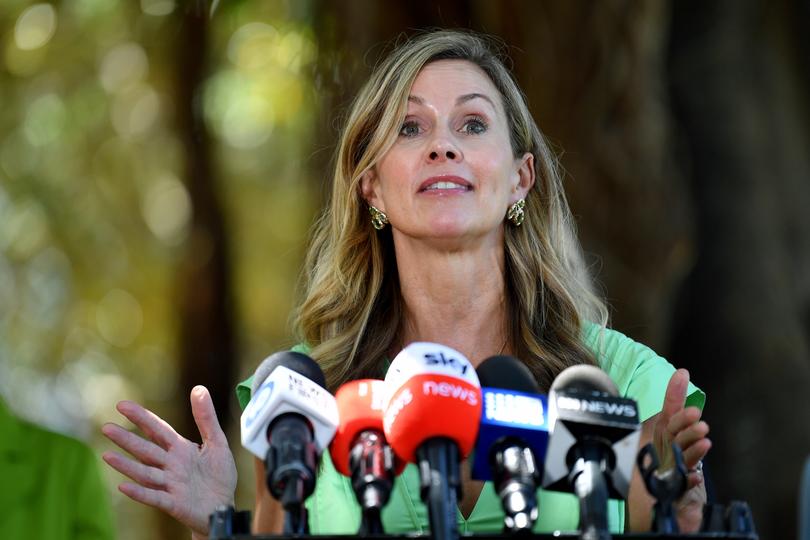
[472,355,549,533]
[240,351,339,534]
[542,365,641,540]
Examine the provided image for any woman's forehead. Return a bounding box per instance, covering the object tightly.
[409,59,501,110]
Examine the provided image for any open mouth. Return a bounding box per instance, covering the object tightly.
[420,181,472,192]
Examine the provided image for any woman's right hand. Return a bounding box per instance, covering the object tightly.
[101,385,237,538]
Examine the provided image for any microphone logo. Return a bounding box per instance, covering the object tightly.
[244,380,275,429]
[423,380,478,406]
[483,391,545,427]
[357,380,387,411]
[424,351,470,375]
[382,387,413,434]
[557,396,638,418]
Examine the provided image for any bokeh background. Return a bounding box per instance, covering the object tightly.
[1,1,808,539]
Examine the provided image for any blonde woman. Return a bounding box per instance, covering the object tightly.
[102,30,711,538]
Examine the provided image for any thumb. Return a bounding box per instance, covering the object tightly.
[190,385,227,446]
[653,369,689,470]
[656,369,689,440]
[663,369,689,418]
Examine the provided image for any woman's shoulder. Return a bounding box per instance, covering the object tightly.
[581,321,705,421]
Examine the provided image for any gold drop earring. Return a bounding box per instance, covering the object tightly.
[369,205,389,230]
[507,199,526,227]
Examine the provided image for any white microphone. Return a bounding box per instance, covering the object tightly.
[240,351,338,534]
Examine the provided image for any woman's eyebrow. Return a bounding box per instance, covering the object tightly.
[406,93,496,109]
[456,92,496,109]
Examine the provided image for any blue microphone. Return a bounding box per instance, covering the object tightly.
[471,355,550,532]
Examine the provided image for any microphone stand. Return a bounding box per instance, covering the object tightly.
[568,440,611,540]
[416,437,461,540]
[492,442,540,532]
[264,415,317,535]
[350,430,395,535]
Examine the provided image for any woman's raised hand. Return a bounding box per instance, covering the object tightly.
[102,385,238,538]
[654,369,712,531]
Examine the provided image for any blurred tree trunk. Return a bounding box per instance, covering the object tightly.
[162,2,238,538]
[668,1,810,538]
[173,0,236,451]
[510,1,695,349]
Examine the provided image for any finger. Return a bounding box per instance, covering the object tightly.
[102,423,167,467]
[667,407,703,438]
[674,420,710,451]
[687,471,704,490]
[661,369,689,422]
[684,438,711,490]
[103,450,166,489]
[190,385,227,446]
[682,438,712,469]
[654,369,690,451]
[116,400,181,451]
[118,482,175,515]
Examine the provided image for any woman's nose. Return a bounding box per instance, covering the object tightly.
[427,137,462,163]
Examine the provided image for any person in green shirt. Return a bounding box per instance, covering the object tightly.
[102,29,712,538]
[0,395,115,540]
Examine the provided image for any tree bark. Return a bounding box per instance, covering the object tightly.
[164,2,238,538]
[668,1,810,538]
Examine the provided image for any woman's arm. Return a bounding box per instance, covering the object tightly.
[252,458,285,533]
[626,369,711,532]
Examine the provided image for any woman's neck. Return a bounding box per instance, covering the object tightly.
[392,233,508,367]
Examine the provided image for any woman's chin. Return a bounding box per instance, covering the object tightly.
[394,219,500,248]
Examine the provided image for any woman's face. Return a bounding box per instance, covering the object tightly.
[362,59,534,246]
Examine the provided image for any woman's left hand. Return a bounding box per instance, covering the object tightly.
[653,368,712,532]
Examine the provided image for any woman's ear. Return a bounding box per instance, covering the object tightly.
[360,169,384,211]
[511,152,535,203]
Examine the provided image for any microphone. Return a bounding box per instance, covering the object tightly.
[329,379,404,534]
[383,342,482,540]
[542,365,641,540]
[471,355,549,532]
[240,351,339,534]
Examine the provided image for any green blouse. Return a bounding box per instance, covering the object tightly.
[236,323,705,534]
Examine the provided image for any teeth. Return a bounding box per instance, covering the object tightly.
[425,181,467,191]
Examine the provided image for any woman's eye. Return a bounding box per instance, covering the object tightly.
[399,121,421,138]
[462,116,488,135]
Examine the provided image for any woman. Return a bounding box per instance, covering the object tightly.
[102,30,711,538]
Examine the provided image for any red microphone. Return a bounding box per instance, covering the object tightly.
[329,379,404,534]
[383,343,482,540]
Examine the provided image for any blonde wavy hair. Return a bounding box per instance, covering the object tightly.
[293,30,608,391]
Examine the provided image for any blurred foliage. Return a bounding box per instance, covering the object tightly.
[0,1,319,538]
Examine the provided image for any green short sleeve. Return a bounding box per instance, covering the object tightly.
[582,322,706,421]
[236,343,313,410]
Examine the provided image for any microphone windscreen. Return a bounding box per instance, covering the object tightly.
[251,350,326,394]
[550,364,618,396]
[383,342,482,463]
[477,355,540,393]
[329,379,388,476]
